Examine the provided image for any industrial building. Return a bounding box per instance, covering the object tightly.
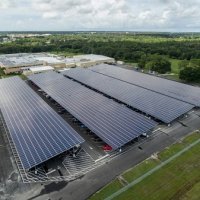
[0,53,65,74]
[22,65,54,75]
[72,54,115,67]
[0,53,115,74]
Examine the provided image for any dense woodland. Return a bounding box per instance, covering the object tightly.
[1,33,200,82]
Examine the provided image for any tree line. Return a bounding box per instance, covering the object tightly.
[0,33,200,82]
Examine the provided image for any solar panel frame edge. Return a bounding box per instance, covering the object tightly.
[28,72,158,150]
[63,68,194,124]
[0,76,85,170]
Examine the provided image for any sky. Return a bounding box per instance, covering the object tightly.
[0,0,200,32]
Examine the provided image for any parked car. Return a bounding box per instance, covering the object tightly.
[103,144,112,151]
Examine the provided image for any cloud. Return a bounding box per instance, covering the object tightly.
[0,0,200,31]
[0,0,16,9]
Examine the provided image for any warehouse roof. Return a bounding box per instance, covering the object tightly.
[0,53,64,68]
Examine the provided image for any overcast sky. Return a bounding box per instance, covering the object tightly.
[0,0,200,32]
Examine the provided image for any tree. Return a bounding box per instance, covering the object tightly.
[179,67,200,82]
[138,54,147,69]
[178,60,189,70]
[145,56,171,74]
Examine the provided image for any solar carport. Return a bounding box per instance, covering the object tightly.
[63,68,194,124]
[28,71,157,150]
[90,64,200,107]
[0,77,84,170]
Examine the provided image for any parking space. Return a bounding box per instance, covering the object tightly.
[0,112,15,183]
[28,80,108,157]
[1,80,198,185]
[63,149,95,175]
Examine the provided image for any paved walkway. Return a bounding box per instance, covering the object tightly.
[105,137,200,200]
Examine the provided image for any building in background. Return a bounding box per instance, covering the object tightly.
[0,53,115,74]
[22,66,54,75]
[0,53,65,74]
[73,54,115,68]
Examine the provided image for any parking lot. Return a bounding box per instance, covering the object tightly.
[0,80,200,200]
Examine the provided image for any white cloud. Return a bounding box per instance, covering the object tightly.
[0,0,15,9]
[0,0,200,31]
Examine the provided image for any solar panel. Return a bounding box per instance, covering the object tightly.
[0,77,84,170]
[28,71,157,150]
[90,64,200,107]
[63,68,193,124]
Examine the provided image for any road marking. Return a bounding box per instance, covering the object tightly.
[152,128,161,133]
[95,155,109,163]
[46,169,56,175]
[105,137,200,200]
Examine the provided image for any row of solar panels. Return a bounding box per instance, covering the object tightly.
[0,77,84,170]
[28,72,157,151]
[0,74,157,169]
[1,64,198,171]
[63,68,194,124]
[90,64,200,107]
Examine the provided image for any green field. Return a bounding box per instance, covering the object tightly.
[169,58,181,74]
[90,132,200,200]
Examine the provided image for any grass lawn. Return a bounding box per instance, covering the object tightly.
[161,58,182,82]
[180,182,200,200]
[90,132,200,200]
[115,141,200,200]
[90,180,123,200]
[122,159,160,183]
[158,132,200,161]
[122,132,200,184]
[169,58,181,74]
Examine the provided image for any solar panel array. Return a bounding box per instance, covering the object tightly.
[0,77,84,170]
[63,68,193,124]
[28,71,157,150]
[90,64,200,107]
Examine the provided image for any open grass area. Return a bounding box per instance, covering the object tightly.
[115,140,200,200]
[159,58,182,82]
[90,180,123,200]
[169,58,181,74]
[122,132,200,184]
[122,159,160,183]
[158,132,200,161]
[180,182,200,200]
[90,132,200,200]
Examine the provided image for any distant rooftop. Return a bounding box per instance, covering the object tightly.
[0,53,64,68]
[22,65,54,73]
[64,54,115,65]
[0,53,115,69]
[73,54,114,62]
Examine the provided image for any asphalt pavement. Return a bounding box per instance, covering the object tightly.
[20,112,200,200]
